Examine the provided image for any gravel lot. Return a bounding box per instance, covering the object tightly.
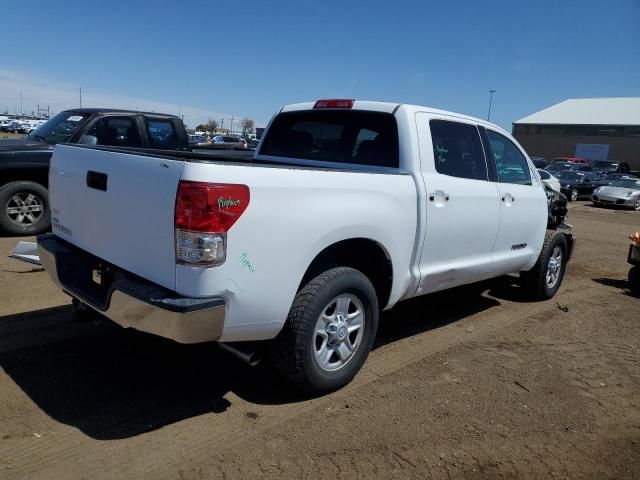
[0,201,639,479]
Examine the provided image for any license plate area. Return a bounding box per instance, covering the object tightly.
[56,249,115,310]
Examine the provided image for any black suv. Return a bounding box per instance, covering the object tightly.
[0,109,189,235]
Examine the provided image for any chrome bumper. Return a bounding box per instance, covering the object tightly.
[37,234,226,344]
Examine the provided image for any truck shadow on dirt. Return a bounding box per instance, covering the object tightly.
[0,280,512,440]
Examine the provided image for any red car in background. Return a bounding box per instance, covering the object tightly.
[551,156,589,165]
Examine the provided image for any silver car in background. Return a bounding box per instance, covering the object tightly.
[592,178,640,211]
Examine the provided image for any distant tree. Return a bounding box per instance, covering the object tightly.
[195,120,218,132]
[240,118,255,135]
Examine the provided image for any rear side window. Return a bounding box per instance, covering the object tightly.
[487,130,531,185]
[86,116,142,148]
[260,110,399,168]
[429,120,488,181]
[146,119,177,149]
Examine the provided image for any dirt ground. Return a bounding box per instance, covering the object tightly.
[0,201,639,479]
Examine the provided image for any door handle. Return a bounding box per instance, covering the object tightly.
[87,171,108,191]
[501,193,516,203]
[429,191,450,204]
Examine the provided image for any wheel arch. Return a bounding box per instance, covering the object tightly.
[0,167,49,189]
[298,238,394,309]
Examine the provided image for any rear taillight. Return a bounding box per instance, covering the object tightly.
[175,181,250,267]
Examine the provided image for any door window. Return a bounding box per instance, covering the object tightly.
[487,130,531,185]
[429,120,488,181]
[85,116,142,147]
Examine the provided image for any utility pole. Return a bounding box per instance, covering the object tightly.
[230,115,234,135]
[487,89,496,121]
[20,90,23,115]
[79,87,82,108]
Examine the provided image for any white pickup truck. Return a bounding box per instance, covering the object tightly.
[38,99,573,393]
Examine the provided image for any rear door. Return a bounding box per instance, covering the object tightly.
[49,144,184,290]
[483,128,547,274]
[416,114,501,293]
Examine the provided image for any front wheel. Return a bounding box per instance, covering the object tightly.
[269,267,379,394]
[634,198,640,211]
[520,231,568,300]
[0,181,51,235]
[570,189,578,202]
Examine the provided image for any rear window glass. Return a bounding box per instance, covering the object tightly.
[260,110,399,168]
[146,119,177,149]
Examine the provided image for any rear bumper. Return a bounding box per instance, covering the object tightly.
[37,234,226,344]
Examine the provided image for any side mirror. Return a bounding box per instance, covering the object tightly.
[79,134,97,146]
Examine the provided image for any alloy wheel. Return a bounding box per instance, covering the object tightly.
[546,246,563,288]
[6,192,44,226]
[313,294,366,372]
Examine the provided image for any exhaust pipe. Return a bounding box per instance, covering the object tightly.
[218,342,261,366]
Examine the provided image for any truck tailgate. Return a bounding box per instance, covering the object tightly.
[49,144,184,291]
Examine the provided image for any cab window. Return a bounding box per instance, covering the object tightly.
[429,120,488,181]
[487,130,531,185]
[85,116,142,148]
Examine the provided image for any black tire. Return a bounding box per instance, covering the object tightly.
[0,181,51,235]
[520,231,568,300]
[269,267,379,394]
[629,267,640,297]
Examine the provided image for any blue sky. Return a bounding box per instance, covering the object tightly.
[1,0,638,129]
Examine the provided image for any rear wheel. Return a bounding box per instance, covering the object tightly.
[629,267,640,297]
[269,267,379,394]
[521,231,568,300]
[634,198,640,211]
[0,181,50,235]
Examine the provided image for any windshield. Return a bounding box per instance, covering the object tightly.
[27,111,91,144]
[609,179,640,189]
[556,172,583,181]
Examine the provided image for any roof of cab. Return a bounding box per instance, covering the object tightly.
[62,108,180,118]
[280,100,510,136]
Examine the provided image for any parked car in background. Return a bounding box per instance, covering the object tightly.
[199,135,247,148]
[216,135,246,148]
[0,108,189,235]
[546,162,573,174]
[551,156,589,166]
[592,178,640,210]
[37,99,573,393]
[188,134,207,147]
[530,157,548,169]
[537,169,561,192]
[556,171,608,201]
[569,164,594,172]
[605,173,638,183]
[591,159,633,176]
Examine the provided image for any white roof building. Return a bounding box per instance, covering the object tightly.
[514,97,640,126]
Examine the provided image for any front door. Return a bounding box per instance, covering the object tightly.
[416,114,501,294]
[483,128,548,274]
